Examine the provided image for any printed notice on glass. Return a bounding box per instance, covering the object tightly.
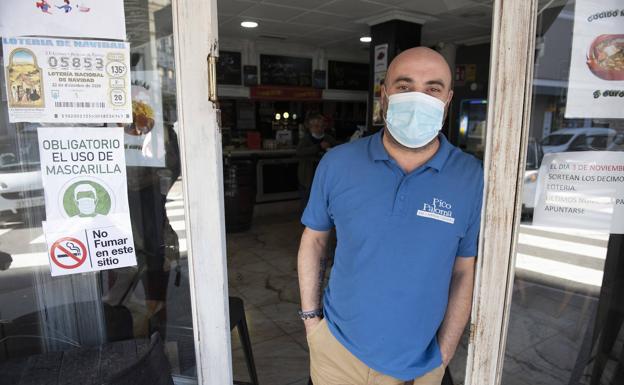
[123,71,166,167]
[2,37,132,124]
[533,152,624,234]
[37,126,136,276]
[565,0,624,119]
[0,0,126,40]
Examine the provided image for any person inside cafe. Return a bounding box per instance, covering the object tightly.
[296,112,338,211]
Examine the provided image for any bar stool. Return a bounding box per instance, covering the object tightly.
[230,296,260,385]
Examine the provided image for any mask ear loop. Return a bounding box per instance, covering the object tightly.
[381,90,389,127]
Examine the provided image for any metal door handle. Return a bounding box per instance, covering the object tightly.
[207,54,218,102]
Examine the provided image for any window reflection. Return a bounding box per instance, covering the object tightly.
[0,0,198,381]
[504,1,624,384]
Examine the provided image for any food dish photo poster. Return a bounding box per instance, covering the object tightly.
[566,0,624,119]
[123,71,165,168]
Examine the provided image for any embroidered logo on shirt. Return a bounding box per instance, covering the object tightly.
[417,198,455,224]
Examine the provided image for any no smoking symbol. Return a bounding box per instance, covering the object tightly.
[50,237,88,269]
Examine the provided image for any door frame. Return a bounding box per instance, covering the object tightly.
[177,0,541,383]
[171,0,233,384]
[465,0,538,384]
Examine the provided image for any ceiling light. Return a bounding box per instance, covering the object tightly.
[360,36,372,43]
[241,21,258,28]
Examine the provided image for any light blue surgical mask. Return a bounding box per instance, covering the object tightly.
[384,91,446,148]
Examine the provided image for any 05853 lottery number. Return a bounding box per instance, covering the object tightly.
[47,56,105,71]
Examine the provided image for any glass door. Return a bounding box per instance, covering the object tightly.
[502,1,624,384]
[0,0,224,383]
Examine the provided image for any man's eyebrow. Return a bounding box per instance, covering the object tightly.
[391,76,414,84]
[425,79,447,88]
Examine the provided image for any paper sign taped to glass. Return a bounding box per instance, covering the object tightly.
[0,0,126,40]
[565,0,624,119]
[533,152,624,234]
[42,214,136,277]
[37,126,137,276]
[123,71,166,167]
[2,37,132,124]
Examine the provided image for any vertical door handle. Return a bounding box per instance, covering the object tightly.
[207,53,218,102]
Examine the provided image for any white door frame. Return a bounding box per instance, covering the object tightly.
[171,0,233,384]
[465,0,538,384]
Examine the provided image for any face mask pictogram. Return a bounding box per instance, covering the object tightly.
[73,183,99,217]
[77,197,97,216]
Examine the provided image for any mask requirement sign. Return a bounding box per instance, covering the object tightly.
[38,126,137,276]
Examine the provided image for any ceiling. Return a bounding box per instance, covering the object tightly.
[217,0,496,54]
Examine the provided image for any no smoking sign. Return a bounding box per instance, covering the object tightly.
[42,216,136,277]
[50,237,88,269]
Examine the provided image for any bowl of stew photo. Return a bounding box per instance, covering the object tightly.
[125,100,155,136]
[586,34,624,80]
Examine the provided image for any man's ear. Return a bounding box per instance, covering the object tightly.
[443,90,454,121]
[446,89,454,106]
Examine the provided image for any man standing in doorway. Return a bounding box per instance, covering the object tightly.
[297,47,483,385]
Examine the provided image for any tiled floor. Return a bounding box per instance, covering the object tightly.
[227,206,311,385]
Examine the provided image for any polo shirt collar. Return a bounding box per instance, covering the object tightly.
[369,130,390,161]
[427,133,452,172]
[369,130,453,172]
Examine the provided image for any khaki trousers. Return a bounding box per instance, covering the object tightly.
[307,319,445,385]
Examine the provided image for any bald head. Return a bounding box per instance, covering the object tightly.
[383,47,453,104]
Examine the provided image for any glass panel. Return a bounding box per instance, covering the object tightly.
[504,1,623,384]
[0,1,198,382]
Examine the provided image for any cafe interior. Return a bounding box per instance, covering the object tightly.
[212,1,495,384]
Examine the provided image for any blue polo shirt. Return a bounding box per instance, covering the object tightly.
[302,131,483,380]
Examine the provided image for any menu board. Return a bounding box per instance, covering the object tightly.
[260,54,312,87]
[328,60,369,91]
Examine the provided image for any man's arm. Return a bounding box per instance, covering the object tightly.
[297,227,331,333]
[437,256,476,366]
